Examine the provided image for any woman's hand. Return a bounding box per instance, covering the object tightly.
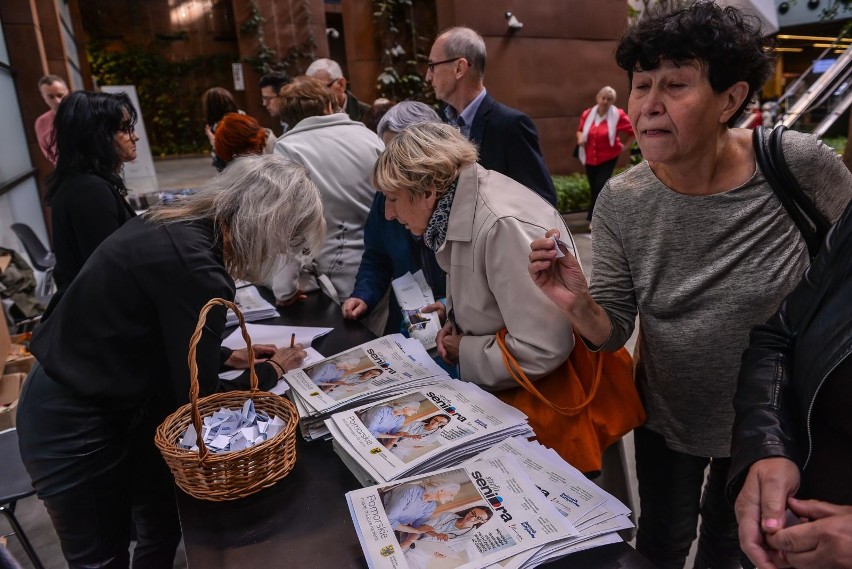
[269,344,306,372]
[420,301,446,324]
[225,344,277,369]
[528,230,591,313]
[764,498,852,569]
[735,457,801,569]
[342,297,368,320]
[437,321,463,365]
[204,124,216,147]
[276,289,307,307]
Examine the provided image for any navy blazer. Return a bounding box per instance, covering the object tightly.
[468,94,557,206]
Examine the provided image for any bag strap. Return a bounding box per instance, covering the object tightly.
[753,126,829,258]
[495,329,602,416]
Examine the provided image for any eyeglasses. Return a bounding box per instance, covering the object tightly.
[118,124,135,135]
[469,511,488,523]
[427,57,462,73]
[326,78,340,88]
[261,95,277,103]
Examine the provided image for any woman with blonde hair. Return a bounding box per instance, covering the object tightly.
[373,122,575,389]
[17,154,325,568]
[575,85,633,226]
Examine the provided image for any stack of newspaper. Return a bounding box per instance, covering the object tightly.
[226,285,278,326]
[283,334,451,441]
[326,380,534,486]
[346,436,633,569]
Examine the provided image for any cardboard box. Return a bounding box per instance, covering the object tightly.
[0,372,25,431]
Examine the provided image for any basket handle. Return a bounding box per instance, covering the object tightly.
[188,298,257,460]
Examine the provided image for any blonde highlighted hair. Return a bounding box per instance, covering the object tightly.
[145,154,325,283]
[372,122,477,199]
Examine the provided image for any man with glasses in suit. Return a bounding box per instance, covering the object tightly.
[425,27,556,206]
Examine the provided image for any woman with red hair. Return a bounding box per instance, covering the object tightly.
[213,112,275,170]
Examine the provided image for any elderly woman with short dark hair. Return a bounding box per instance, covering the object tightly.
[528,3,852,567]
[17,154,325,568]
[372,122,575,389]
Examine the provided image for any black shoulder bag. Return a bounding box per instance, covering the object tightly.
[753,125,831,259]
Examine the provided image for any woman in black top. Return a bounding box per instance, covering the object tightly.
[45,90,140,315]
[18,155,325,568]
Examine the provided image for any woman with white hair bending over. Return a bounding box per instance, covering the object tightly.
[372,122,575,389]
[17,154,325,568]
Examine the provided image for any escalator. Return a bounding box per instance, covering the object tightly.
[739,44,852,134]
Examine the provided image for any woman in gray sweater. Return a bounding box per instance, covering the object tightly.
[528,3,852,568]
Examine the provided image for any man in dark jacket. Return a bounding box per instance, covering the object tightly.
[425,27,557,206]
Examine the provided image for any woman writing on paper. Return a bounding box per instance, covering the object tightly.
[17,155,323,568]
[528,4,852,567]
[575,86,634,227]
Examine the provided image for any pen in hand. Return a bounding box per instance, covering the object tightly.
[290,333,296,349]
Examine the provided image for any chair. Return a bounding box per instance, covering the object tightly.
[0,428,45,569]
[10,224,55,298]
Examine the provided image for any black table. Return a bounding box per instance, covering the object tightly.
[176,292,656,569]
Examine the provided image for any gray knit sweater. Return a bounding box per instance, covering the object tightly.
[592,130,852,456]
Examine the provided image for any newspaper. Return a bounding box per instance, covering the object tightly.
[327,381,532,484]
[392,270,441,350]
[470,437,634,569]
[347,457,578,569]
[226,285,278,326]
[284,334,449,417]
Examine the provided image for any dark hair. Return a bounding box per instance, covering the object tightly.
[362,100,395,133]
[214,113,267,165]
[278,76,334,128]
[46,90,137,203]
[259,71,291,93]
[421,414,451,426]
[615,1,774,127]
[202,87,238,127]
[455,506,493,529]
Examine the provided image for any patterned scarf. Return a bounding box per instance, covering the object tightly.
[423,178,459,252]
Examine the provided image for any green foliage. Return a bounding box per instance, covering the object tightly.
[373,0,436,103]
[552,174,591,213]
[88,42,225,156]
[238,0,316,77]
[822,135,847,155]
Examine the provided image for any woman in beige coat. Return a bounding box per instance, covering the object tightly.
[372,122,575,389]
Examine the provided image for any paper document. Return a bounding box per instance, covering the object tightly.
[391,271,441,350]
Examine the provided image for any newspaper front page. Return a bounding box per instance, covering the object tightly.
[347,457,577,569]
[329,381,531,482]
[284,334,448,416]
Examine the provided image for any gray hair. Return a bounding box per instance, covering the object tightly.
[439,27,486,78]
[306,58,343,80]
[376,101,441,138]
[145,154,325,283]
[422,479,461,497]
[597,86,617,101]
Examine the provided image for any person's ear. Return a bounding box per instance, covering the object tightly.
[455,58,469,79]
[338,77,348,92]
[720,81,750,124]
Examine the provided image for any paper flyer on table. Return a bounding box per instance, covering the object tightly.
[346,457,577,569]
[330,381,529,482]
[219,323,332,381]
[392,270,441,350]
[284,334,448,415]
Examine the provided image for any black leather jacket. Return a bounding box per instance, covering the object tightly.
[727,199,852,501]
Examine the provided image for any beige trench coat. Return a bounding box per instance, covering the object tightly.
[436,164,576,390]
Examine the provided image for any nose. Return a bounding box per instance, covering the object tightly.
[425,67,433,84]
[384,199,397,221]
[641,86,664,116]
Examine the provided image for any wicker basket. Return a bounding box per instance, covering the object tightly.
[155,298,298,501]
